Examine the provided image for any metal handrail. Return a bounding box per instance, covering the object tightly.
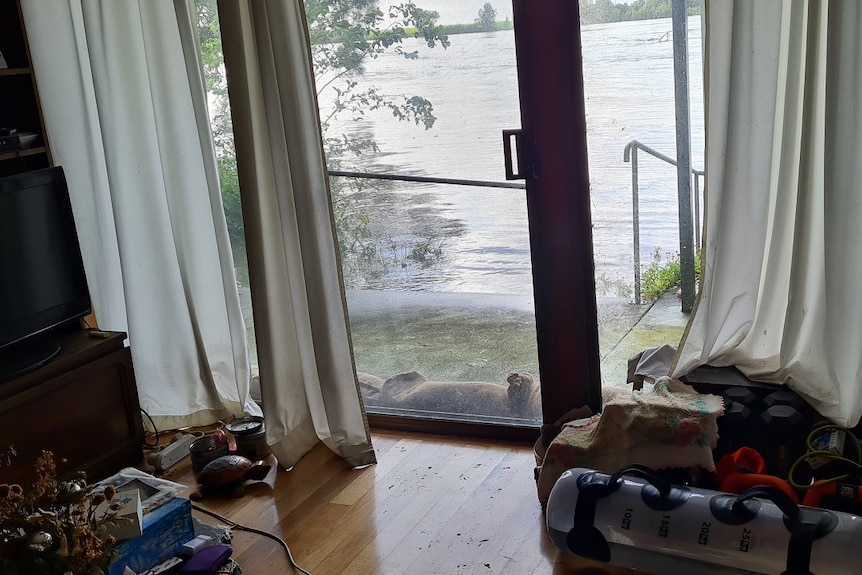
[624,140,704,305]
[328,170,526,190]
[334,159,703,307]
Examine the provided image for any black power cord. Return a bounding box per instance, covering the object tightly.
[191,503,312,575]
[141,408,160,449]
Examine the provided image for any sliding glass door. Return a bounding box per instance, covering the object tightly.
[511,0,602,423]
[308,0,600,437]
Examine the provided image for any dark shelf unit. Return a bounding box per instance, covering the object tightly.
[0,330,145,487]
[0,0,51,177]
[0,4,141,487]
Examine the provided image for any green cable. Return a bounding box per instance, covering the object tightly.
[787,425,862,491]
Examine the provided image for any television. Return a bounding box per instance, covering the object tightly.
[0,166,91,381]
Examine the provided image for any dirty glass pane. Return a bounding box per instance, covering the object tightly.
[196,0,707,421]
[311,0,542,425]
[578,3,705,386]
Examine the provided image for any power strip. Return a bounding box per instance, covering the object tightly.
[182,534,214,556]
[146,432,201,472]
[140,556,184,575]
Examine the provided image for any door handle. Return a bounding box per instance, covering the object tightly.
[503,129,537,181]
[503,129,522,180]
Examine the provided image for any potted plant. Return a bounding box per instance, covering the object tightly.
[0,448,121,575]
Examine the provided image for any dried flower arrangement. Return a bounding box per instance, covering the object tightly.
[0,448,121,575]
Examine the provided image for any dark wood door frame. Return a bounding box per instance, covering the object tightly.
[512,0,603,421]
[369,1,602,439]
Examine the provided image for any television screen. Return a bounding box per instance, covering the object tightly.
[0,166,91,371]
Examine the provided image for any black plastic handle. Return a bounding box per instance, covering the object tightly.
[502,129,523,180]
[732,486,800,521]
[608,464,672,498]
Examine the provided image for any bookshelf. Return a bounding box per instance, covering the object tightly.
[0,0,51,177]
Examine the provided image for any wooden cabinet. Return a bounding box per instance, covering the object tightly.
[0,330,145,487]
[0,5,141,486]
[0,0,51,178]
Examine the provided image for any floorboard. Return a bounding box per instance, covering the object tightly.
[162,429,637,575]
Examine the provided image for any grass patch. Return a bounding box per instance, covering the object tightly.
[349,307,539,383]
[402,20,514,38]
[641,249,701,300]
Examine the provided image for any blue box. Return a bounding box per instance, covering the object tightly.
[108,497,195,575]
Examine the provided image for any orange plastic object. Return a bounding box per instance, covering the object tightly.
[802,481,862,508]
[716,447,766,485]
[716,447,799,504]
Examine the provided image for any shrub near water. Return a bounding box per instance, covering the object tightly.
[641,249,701,300]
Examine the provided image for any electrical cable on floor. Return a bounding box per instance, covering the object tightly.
[191,503,312,575]
[141,408,160,449]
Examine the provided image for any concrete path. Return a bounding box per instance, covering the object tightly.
[598,291,689,386]
[240,287,689,388]
[345,289,689,387]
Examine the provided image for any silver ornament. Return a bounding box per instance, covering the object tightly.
[28,530,53,552]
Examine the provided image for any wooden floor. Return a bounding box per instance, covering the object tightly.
[162,429,636,575]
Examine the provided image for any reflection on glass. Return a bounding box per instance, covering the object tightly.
[313,1,540,425]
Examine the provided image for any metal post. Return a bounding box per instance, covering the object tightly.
[693,173,701,250]
[630,146,641,305]
[672,0,695,313]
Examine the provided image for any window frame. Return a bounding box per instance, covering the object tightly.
[369,0,602,439]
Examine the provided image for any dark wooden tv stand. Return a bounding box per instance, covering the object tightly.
[0,329,144,486]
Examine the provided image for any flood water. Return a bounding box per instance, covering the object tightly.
[321,16,705,297]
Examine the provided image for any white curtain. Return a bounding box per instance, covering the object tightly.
[673,1,862,426]
[22,1,261,429]
[217,0,375,468]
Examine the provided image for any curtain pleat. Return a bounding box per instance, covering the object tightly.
[674,0,862,426]
[22,1,261,429]
[217,0,375,468]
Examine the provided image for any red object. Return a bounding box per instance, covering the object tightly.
[716,447,799,504]
[716,447,766,483]
[802,481,862,512]
[189,431,230,473]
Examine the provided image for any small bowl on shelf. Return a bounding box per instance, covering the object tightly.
[18,132,39,147]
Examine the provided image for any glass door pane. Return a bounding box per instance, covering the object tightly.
[308,1,543,427]
[576,2,706,387]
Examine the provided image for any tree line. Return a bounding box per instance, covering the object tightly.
[579,0,701,26]
[194,0,453,287]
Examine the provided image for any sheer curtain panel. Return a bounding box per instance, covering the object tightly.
[21,1,261,429]
[673,0,862,426]
[217,0,375,468]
